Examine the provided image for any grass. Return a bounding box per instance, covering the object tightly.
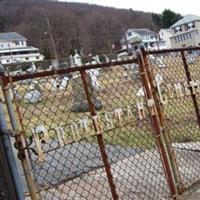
[3,57,200,150]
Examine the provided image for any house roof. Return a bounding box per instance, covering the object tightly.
[171,14,200,28]
[0,46,39,53]
[128,28,156,36]
[159,29,173,33]
[0,32,27,41]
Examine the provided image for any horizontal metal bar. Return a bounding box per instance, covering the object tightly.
[4,58,138,83]
[148,47,200,55]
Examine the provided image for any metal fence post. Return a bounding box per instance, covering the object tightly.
[80,69,119,200]
[181,50,200,129]
[140,47,184,194]
[0,68,39,200]
[0,98,25,200]
[136,50,178,200]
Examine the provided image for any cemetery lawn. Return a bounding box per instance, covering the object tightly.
[3,59,200,150]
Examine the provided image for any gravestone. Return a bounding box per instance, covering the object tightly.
[88,60,101,91]
[24,84,42,104]
[137,87,145,97]
[155,74,163,85]
[74,52,82,66]
[70,54,75,67]
[59,77,69,90]
[71,54,102,112]
[51,79,59,91]
[156,56,166,68]
[71,74,102,112]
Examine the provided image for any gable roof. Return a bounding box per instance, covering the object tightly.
[171,14,200,28]
[159,29,173,33]
[128,28,156,36]
[0,32,27,41]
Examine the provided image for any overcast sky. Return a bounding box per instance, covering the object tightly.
[62,0,200,15]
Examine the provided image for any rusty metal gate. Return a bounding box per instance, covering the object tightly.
[1,47,200,200]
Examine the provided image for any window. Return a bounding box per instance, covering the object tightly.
[36,56,39,59]
[6,60,9,63]
[150,35,155,39]
[183,34,186,40]
[25,57,29,60]
[15,41,20,45]
[175,26,182,33]
[188,22,195,29]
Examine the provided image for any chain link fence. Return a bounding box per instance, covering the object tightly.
[147,47,200,192]
[1,47,200,200]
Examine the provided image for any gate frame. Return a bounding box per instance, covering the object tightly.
[2,47,200,199]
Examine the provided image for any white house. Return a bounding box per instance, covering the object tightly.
[0,32,44,65]
[121,28,158,51]
[170,15,200,48]
[159,29,173,49]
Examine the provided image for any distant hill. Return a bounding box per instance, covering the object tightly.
[0,0,155,58]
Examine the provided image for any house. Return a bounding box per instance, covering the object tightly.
[121,28,158,51]
[170,14,200,48]
[0,32,44,65]
[159,29,173,49]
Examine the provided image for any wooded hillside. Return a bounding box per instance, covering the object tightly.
[0,0,154,58]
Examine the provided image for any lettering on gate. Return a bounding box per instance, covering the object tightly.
[31,80,200,162]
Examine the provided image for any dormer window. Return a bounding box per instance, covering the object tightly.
[175,26,182,33]
[187,22,195,29]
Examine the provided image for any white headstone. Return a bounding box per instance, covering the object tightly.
[157,56,166,68]
[88,64,100,91]
[24,89,42,103]
[74,52,82,66]
[32,62,37,71]
[95,55,101,64]
[51,79,58,91]
[137,87,145,96]
[155,74,163,86]
[52,59,59,69]
[70,54,75,67]
[59,77,69,90]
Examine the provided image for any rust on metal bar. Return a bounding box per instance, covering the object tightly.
[6,58,138,83]
[136,49,178,200]
[181,50,200,129]
[141,47,184,194]
[80,69,119,200]
[0,72,39,200]
[148,46,200,55]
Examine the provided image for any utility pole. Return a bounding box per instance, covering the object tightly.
[46,15,58,61]
[151,13,160,50]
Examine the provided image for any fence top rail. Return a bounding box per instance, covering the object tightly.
[0,58,138,83]
[148,46,200,55]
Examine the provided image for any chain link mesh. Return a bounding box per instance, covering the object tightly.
[2,48,200,200]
